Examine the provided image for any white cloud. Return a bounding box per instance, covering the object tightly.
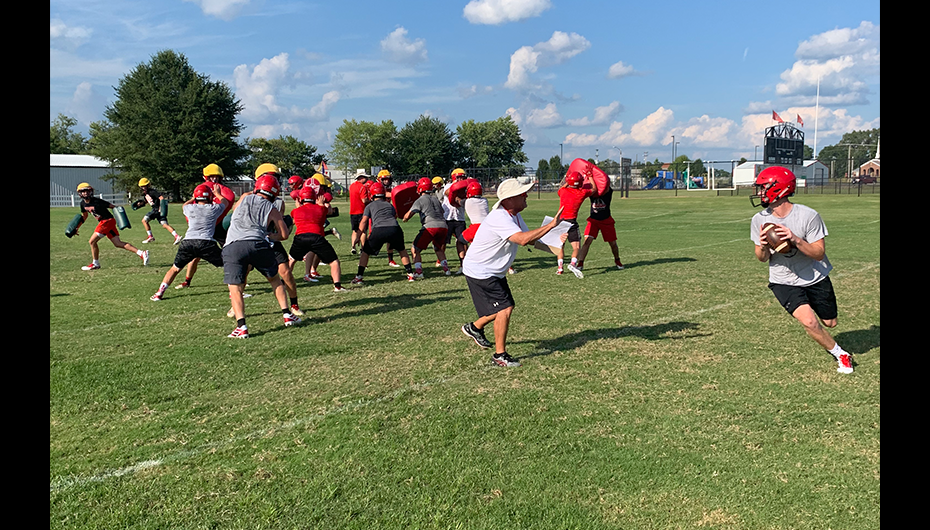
[606,61,635,79]
[566,101,622,126]
[50,19,92,47]
[670,115,737,146]
[505,31,591,91]
[627,107,675,146]
[309,91,342,122]
[380,27,428,65]
[774,21,879,106]
[463,0,552,25]
[737,108,879,149]
[183,0,251,21]
[458,84,494,98]
[526,103,563,128]
[68,82,108,126]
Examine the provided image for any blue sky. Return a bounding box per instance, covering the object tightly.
[50,0,880,168]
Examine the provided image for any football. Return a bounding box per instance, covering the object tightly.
[760,223,794,253]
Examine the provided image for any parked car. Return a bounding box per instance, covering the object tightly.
[852,175,877,184]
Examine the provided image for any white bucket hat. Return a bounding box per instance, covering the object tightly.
[492,178,535,210]
[355,169,370,179]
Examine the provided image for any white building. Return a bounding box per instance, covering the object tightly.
[733,160,830,187]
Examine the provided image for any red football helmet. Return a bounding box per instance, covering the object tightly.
[255,175,281,199]
[288,175,304,190]
[752,166,796,208]
[298,186,317,203]
[466,180,483,198]
[369,181,386,197]
[193,184,214,202]
[417,177,433,194]
[565,171,583,188]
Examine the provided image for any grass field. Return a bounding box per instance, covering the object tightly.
[50,193,880,529]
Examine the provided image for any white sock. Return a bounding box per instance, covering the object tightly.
[136,250,144,256]
[829,343,846,357]
[147,230,153,237]
[557,259,564,268]
[92,259,100,266]
[570,258,577,266]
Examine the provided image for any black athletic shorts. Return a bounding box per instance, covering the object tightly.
[446,220,467,244]
[143,210,167,224]
[768,276,838,320]
[222,240,279,284]
[351,214,364,232]
[271,241,289,265]
[173,239,223,269]
[465,275,515,318]
[289,233,338,264]
[563,219,581,243]
[362,226,405,257]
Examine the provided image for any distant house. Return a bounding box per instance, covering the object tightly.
[857,159,880,179]
[50,154,123,206]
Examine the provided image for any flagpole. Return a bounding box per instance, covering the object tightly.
[813,77,820,158]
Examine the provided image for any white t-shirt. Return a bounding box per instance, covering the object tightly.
[464,197,489,224]
[462,207,527,279]
[750,203,832,287]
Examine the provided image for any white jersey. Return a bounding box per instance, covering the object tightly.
[464,197,489,224]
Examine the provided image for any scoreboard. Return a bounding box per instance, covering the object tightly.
[763,124,804,166]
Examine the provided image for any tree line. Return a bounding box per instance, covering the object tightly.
[50,50,527,200]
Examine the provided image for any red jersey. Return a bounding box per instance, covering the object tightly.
[349,181,368,214]
[213,184,236,225]
[292,203,328,236]
[558,186,593,220]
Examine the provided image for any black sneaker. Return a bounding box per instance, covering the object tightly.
[462,323,492,349]
[492,352,521,367]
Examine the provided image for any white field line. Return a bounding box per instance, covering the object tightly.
[48,262,879,494]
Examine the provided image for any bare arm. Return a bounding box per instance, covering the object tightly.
[507,206,564,246]
[774,225,826,261]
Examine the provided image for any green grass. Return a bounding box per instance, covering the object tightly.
[50,194,880,529]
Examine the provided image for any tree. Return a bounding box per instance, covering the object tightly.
[50,114,88,154]
[329,119,399,173]
[548,156,565,179]
[455,116,527,171]
[395,115,456,176]
[246,136,322,179]
[816,127,880,178]
[90,50,249,198]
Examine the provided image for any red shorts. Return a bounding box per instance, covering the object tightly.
[413,227,448,251]
[462,223,479,243]
[94,218,119,239]
[583,217,616,243]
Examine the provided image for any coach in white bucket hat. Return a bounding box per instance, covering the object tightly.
[460,177,564,368]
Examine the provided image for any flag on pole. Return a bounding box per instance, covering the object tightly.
[797,114,804,127]
[319,160,328,175]
[772,111,784,123]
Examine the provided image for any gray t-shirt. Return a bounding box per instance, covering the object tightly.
[182,202,224,241]
[226,194,275,244]
[750,203,832,287]
[410,194,448,229]
[363,200,399,229]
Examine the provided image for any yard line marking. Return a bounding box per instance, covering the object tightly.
[49,265,880,493]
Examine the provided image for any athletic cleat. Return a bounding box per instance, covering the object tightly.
[492,352,521,367]
[227,307,236,318]
[81,263,100,271]
[142,236,155,243]
[227,325,249,338]
[150,293,163,301]
[283,313,302,327]
[331,227,342,240]
[435,260,442,268]
[414,271,424,280]
[556,268,563,275]
[289,305,305,317]
[454,267,464,275]
[303,274,319,283]
[174,234,184,245]
[351,276,364,285]
[576,261,584,270]
[462,323,493,349]
[388,260,401,268]
[407,273,416,282]
[141,250,150,266]
[615,259,624,270]
[443,267,452,276]
[508,267,516,275]
[567,263,584,279]
[333,286,347,293]
[350,248,358,255]
[836,352,854,374]
[175,281,190,289]
[309,271,323,280]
